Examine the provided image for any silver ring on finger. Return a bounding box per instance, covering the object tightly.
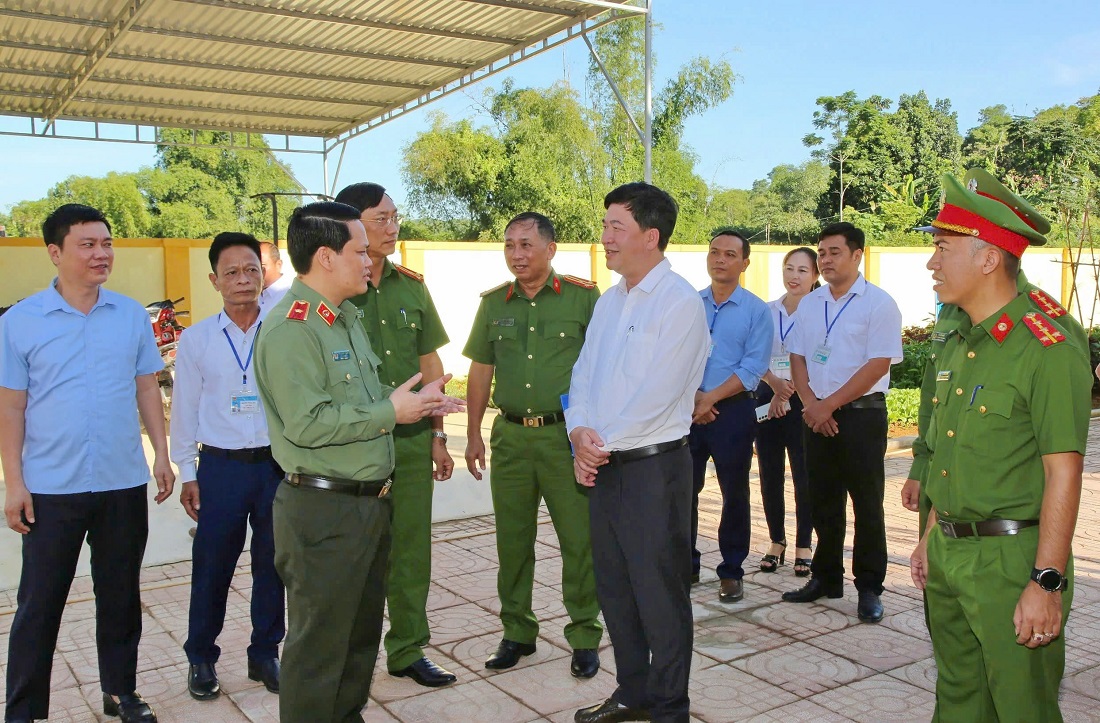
[1032,634,1044,642]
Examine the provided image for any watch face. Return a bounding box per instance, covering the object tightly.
[1037,569,1062,591]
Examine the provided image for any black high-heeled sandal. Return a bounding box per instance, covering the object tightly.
[793,548,812,577]
[759,541,787,572]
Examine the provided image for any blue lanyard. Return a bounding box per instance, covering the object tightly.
[824,295,855,344]
[709,298,731,334]
[222,321,261,386]
[778,310,794,344]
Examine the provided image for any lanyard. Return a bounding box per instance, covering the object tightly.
[709,297,732,334]
[778,310,794,344]
[222,322,261,386]
[824,295,855,344]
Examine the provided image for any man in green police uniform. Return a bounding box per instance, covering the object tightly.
[254,201,463,723]
[901,170,1089,537]
[910,171,1092,722]
[334,182,457,688]
[464,212,604,679]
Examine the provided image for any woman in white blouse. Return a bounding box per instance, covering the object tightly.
[755,247,819,576]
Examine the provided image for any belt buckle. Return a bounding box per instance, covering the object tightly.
[524,415,542,428]
[287,474,300,487]
[938,520,957,539]
[378,480,392,498]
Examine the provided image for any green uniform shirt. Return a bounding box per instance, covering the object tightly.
[350,259,448,439]
[463,270,599,415]
[256,279,396,481]
[924,292,1091,522]
[908,272,1088,483]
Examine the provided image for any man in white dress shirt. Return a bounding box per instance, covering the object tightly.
[172,233,284,701]
[781,222,902,623]
[567,182,710,723]
[259,241,293,312]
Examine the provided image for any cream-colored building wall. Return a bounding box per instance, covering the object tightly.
[188,248,224,323]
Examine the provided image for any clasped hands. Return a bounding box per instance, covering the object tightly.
[569,427,610,487]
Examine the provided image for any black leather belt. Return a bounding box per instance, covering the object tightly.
[837,392,886,411]
[607,437,688,466]
[285,473,391,497]
[721,390,757,404]
[938,518,1038,539]
[501,411,565,427]
[200,444,273,463]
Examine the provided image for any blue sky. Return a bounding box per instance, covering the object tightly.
[2,0,1098,216]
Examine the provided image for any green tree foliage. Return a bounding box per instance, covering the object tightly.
[402,18,736,244]
[3,130,301,239]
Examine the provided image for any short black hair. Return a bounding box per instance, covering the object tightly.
[334,182,386,213]
[604,182,678,251]
[286,201,362,274]
[505,212,556,244]
[42,204,110,248]
[710,227,750,259]
[209,232,262,273]
[819,221,865,252]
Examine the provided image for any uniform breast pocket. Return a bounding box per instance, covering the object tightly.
[541,321,583,368]
[396,309,422,334]
[326,365,363,404]
[958,388,1015,452]
[488,325,518,345]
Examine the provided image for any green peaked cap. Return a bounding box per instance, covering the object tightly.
[929,170,1048,254]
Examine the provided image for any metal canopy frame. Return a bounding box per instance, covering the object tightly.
[0,0,655,196]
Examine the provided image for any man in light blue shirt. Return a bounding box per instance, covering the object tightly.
[689,229,773,604]
[171,233,284,702]
[0,204,174,723]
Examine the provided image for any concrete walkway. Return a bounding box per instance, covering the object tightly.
[2,421,1100,722]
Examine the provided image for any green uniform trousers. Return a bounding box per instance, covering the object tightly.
[489,416,602,649]
[273,482,392,723]
[385,427,435,671]
[926,525,1071,723]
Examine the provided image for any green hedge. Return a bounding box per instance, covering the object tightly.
[886,388,920,427]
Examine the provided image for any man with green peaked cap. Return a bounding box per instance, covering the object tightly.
[910,169,1092,722]
[902,169,1089,535]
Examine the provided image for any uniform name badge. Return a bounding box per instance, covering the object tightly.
[231,390,260,414]
[769,354,791,374]
[811,344,831,365]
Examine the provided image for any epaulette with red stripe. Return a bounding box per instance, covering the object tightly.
[480,281,510,298]
[1028,288,1067,319]
[286,300,309,321]
[562,274,596,289]
[394,263,424,283]
[1022,311,1066,347]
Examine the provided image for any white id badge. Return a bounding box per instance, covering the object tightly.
[769,354,791,374]
[810,344,831,365]
[231,391,260,414]
[707,341,714,359]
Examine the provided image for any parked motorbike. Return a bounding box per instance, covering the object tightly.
[145,298,188,422]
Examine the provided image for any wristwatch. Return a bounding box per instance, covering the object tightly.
[1030,567,1068,592]
[431,431,448,443]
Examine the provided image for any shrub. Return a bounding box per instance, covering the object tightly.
[891,322,935,390]
[887,388,920,427]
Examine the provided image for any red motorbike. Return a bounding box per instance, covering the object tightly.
[145,298,188,421]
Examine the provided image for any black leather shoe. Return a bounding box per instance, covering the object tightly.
[781,578,843,603]
[103,692,157,723]
[570,648,600,678]
[575,697,651,722]
[5,717,34,722]
[690,570,700,584]
[485,639,536,670]
[187,662,220,700]
[248,657,280,693]
[857,590,884,622]
[719,578,744,603]
[390,657,457,687]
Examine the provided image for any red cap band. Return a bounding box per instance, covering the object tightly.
[932,203,1030,257]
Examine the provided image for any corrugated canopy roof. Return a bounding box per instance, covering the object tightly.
[0,0,640,141]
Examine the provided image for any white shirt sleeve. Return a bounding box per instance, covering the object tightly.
[169,328,204,482]
[865,295,904,363]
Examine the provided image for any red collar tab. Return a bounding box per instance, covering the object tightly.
[933,203,1030,257]
[316,302,337,327]
[990,313,1014,343]
[552,275,561,294]
[1023,312,1065,347]
[505,283,515,302]
[286,300,310,321]
[1028,289,1066,319]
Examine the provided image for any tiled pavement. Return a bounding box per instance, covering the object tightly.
[4,422,1100,722]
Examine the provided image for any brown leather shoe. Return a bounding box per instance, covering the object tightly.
[719,578,744,602]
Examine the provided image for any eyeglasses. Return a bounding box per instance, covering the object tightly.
[364,214,403,228]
